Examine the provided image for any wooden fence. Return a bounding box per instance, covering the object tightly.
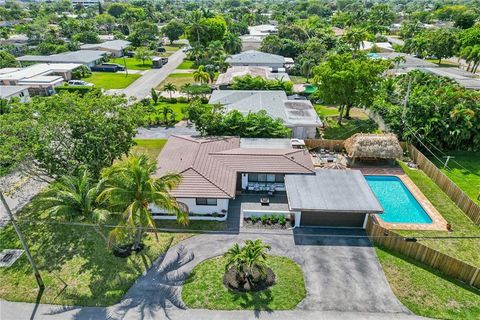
[366,217,480,289]
[406,144,480,225]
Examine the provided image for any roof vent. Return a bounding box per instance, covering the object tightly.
[0,249,24,267]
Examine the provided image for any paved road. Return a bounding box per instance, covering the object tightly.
[0,229,428,320]
[120,50,186,100]
[136,121,199,139]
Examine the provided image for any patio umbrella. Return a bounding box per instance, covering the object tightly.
[322,162,347,170]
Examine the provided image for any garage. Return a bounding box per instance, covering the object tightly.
[300,211,367,228]
[285,170,384,228]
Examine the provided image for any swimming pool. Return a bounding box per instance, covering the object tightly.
[365,175,432,224]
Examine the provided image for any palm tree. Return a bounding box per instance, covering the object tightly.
[97,154,188,250]
[193,65,210,84]
[344,27,366,57]
[223,32,242,54]
[162,105,173,124]
[163,82,177,99]
[224,239,271,286]
[300,58,316,82]
[35,170,110,244]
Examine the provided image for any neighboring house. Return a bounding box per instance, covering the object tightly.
[152,135,314,217]
[153,135,384,229]
[209,90,322,139]
[226,50,288,69]
[71,0,104,7]
[0,34,29,46]
[0,63,82,96]
[373,52,438,70]
[420,67,480,90]
[362,41,394,53]
[0,85,30,102]
[80,40,131,57]
[216,66,290,89]
[240,24,278,51]
[16,50,106,68]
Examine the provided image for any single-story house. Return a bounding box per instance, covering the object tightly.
[154,135,384,229]
[239,35,264,51]
[16,50,106,68]
[374,52,438,70]
[226,50,288,69]
[362,41,394,53]
[239,25,278,51]
[248,24,278,37]
[0,85,30,102]
[419,67,480,90]
[80,40,131,57]
[209,90,322,139]
[216,66,290,88]
[152,135,315,216]
[285,170,383,228]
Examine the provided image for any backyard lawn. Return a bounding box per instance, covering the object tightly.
[429,151,480,204]
[0,204,190,306]
[315,105,380,139]
[177,60,196,70]
[82,72,141,89]
[396,162,480,267]
[182,255,305,310]
[110,57,152,70]
[376,246,480,320]
[131,138,168,161]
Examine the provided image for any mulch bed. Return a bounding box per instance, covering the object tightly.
[243,219,291,230]
[223,266,276,292]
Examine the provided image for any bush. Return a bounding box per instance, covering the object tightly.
[71,65,92,79]
[55,85,95,95]
[177,96,189,103]
[250,215,260,223]
[279,215,287,226]
[270,214,279,223]
[261,214,269,224]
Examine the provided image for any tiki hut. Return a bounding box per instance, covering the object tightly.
[344,133,403,164]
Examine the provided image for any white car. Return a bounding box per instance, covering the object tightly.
[67,80,94,87]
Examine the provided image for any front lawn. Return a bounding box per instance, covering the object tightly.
[140,101,189,127]
[376,246,480,320]
[156,219,227,231]
[0,205,190,306]
[110,57,152,70]
[158,73,196,88]
[177,60,196,70]
[82,72,141,89]
[131,138,167,161]
[315,105,380,139]
[182,255,305,310]
[397,162,480,267]
[429,151,480,204]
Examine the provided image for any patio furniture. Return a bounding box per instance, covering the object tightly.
[260,197,270,206]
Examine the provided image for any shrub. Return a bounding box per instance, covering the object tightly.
[261,214,269,224]
[270,214,279,223]
[279,215,287,226]
[250,215,259,223]
[55,86,94,95]
[177,96,189,103]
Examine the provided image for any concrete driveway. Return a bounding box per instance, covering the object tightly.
[1,229,419,320]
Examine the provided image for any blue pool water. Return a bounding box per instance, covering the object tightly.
[365,175,432,224]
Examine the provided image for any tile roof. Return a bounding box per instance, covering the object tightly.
[156,135,315,198]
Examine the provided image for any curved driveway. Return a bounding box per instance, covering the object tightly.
[1,229,430,320]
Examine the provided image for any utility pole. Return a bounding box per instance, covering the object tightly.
[0,191,44,290]
[443,156,455,169]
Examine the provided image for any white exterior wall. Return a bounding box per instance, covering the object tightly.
[150,198,229,215]
[229,62,284,69]
[291,126,317,139]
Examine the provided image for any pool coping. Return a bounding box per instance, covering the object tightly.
[359,168,448,231]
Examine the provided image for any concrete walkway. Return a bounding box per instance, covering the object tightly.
[119,50,186,100]
[1,230,428,320]
[135,121,199,139]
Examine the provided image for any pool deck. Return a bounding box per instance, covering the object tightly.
[359,167,448,231]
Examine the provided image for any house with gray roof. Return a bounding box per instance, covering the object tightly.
[0,85,30,102]
[226,50,288,69]
[16,50,106,67]
[80,40,131,57]
[209,90,322,139]
[420,67,480,90]
[152,135,384,229]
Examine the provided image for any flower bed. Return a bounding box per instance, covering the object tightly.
[243,214,292,230]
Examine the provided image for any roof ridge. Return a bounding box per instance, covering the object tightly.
[189,167,233,197]
[282,150,315,173]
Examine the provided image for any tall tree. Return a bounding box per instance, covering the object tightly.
[162,20,185,44]
[223,32,242,54]
[97,154,188,249]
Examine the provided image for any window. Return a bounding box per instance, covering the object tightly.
[196,198,217,206]
[248,173,284,183]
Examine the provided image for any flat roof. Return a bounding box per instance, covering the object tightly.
[285,170,384,213]
[376,53,438,68]
[420,67,480,89]
[17,50,105,64]
[0,63,81,81]
[80,40,131,51]
[216,66,290,85]
[226,50,285,65]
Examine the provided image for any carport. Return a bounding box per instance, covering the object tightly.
[285,170,383,228]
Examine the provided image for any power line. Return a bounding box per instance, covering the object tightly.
[2,217,480,241]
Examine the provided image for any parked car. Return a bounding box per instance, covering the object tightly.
[67,80,94,86]
[90,63,125,72]
[126,51,135,57]
[102,63,126,71]
[157,47,166,53]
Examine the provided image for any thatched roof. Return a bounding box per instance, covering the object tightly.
[344,133,403,160]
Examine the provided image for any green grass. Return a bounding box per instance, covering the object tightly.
[156,220,227,231]
[110,57,152,70]
[425,58,460,67]
[163,44,181,52]
[376,246,480,320]
[428,151,480,204]
[131,139,167,161]
[158,73,195,89]
[177,60,196,70]
[0,203,190,306]
[314,105,380,139]
[82,72,141,89]
[182,255,305,310]
[397,162,480,267]
[289,75,308,84]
